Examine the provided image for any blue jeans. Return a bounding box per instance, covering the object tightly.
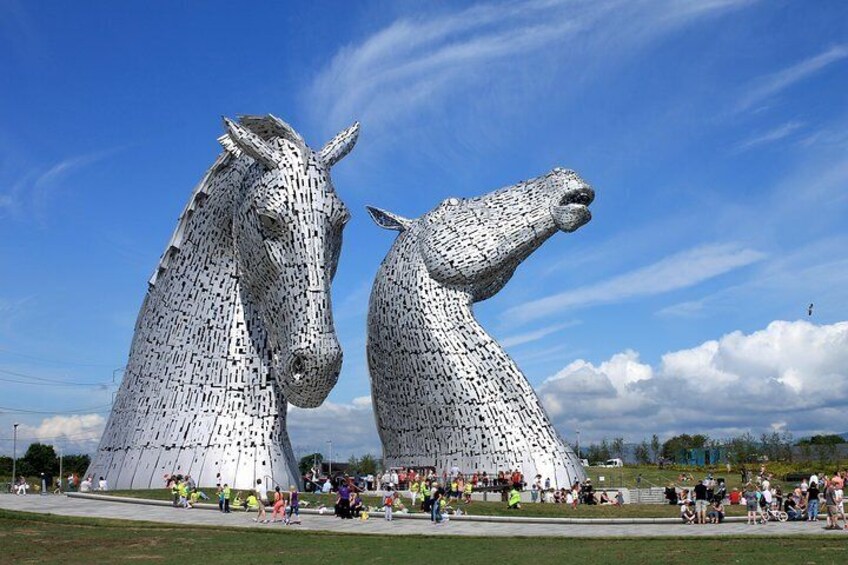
[431,502,442,523]
[808,499,819,520]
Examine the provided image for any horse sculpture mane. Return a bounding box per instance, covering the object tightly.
[366,167,593,488]
[87,115,359,490]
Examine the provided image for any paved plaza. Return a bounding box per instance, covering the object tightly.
[1,494,845,538]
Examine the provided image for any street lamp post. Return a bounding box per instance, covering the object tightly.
[12,423,19,490]
[326,440,333,478]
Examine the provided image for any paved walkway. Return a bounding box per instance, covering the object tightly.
[1,494,845,538]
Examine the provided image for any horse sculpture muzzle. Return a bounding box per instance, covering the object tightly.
[551,171,595,233]
[274,335,343,408]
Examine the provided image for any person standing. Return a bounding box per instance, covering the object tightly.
[430,482,444,524]
[215,483,229,512]
[743,484,758,525]
[222,483,232,513]
[824,478,844,530]
[694,480,708,524]
[409,479,420,508]
[383,486,395,522]
[271,486,285,522]
[254,479,268,524]
[286,485,300,525]
[337,481,351,519]
[807,480,820,522]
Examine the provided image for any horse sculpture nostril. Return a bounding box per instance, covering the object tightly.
[289,355,306,382]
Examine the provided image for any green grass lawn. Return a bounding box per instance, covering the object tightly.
[102,489,749,519]
[1,508,844,565]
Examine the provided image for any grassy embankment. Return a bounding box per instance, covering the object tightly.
[1,507,845,565]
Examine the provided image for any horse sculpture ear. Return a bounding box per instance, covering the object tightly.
[320,122,360,168]
[366,206,411,232]
[220,117,283,170]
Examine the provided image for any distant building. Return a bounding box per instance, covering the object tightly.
[676,447,726,466]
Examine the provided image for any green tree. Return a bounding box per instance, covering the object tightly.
[357,454,378,476]
[726,433,758,464]
[298,452,323,476]
[347,454,360,474]
[22,443,57,475]
[596,439,610,461]
[650,434,660,463]
[661,434,709,461]
[611,437,625,461]
[634,441,651,465]
[797,434,845,446]
[62,454,91,476]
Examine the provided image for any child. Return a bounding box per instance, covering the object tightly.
[383,488,395,521]
[743,484,758,525]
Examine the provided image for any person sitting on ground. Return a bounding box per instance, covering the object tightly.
[554,489,563,504]
[508,485,521,509]
[350,492,364,518]
[665,483,678,505]
[784,493,802,521]
[79,476,92,493]
[598,491,611,505]
[707,498,725,524]
[680,501,696,524]
[583,480,595,505]
[244,493,258,511]
[189,488,201,508]
[614,491,625,507]
[729,487,741,505]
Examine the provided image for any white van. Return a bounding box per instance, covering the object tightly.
[601,458,623,468]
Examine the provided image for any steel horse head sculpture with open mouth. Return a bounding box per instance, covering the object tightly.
[367,167,593,488]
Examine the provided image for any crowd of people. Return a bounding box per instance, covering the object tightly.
[665,468,847,528]
[10,473,106,495]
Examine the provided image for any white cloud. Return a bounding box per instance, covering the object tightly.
[733,120,803,152]
[736,44,848,113]
[501,320,580,348]
[287,398,381,459]
[539,320,848,442]
[505,243,765,324]
[15,414,106,453]
[308,0,750,136]
[0,150,113,221]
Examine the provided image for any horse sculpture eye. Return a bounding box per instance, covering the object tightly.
[258,212,284,240]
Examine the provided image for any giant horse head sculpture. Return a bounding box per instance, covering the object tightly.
[365,167,593,485]
[368,167,594,299]
[224,116,358,408]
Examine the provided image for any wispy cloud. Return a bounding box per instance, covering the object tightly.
[505,244,765,324]
[733,120,803,152]
[501,320,580,348]
[736,44,848,113]
[307,0,751,136]
[1,149,115,222]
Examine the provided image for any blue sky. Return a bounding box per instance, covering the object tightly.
[1,0,847,457]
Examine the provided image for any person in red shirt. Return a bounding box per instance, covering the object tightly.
[729,488,741,505]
